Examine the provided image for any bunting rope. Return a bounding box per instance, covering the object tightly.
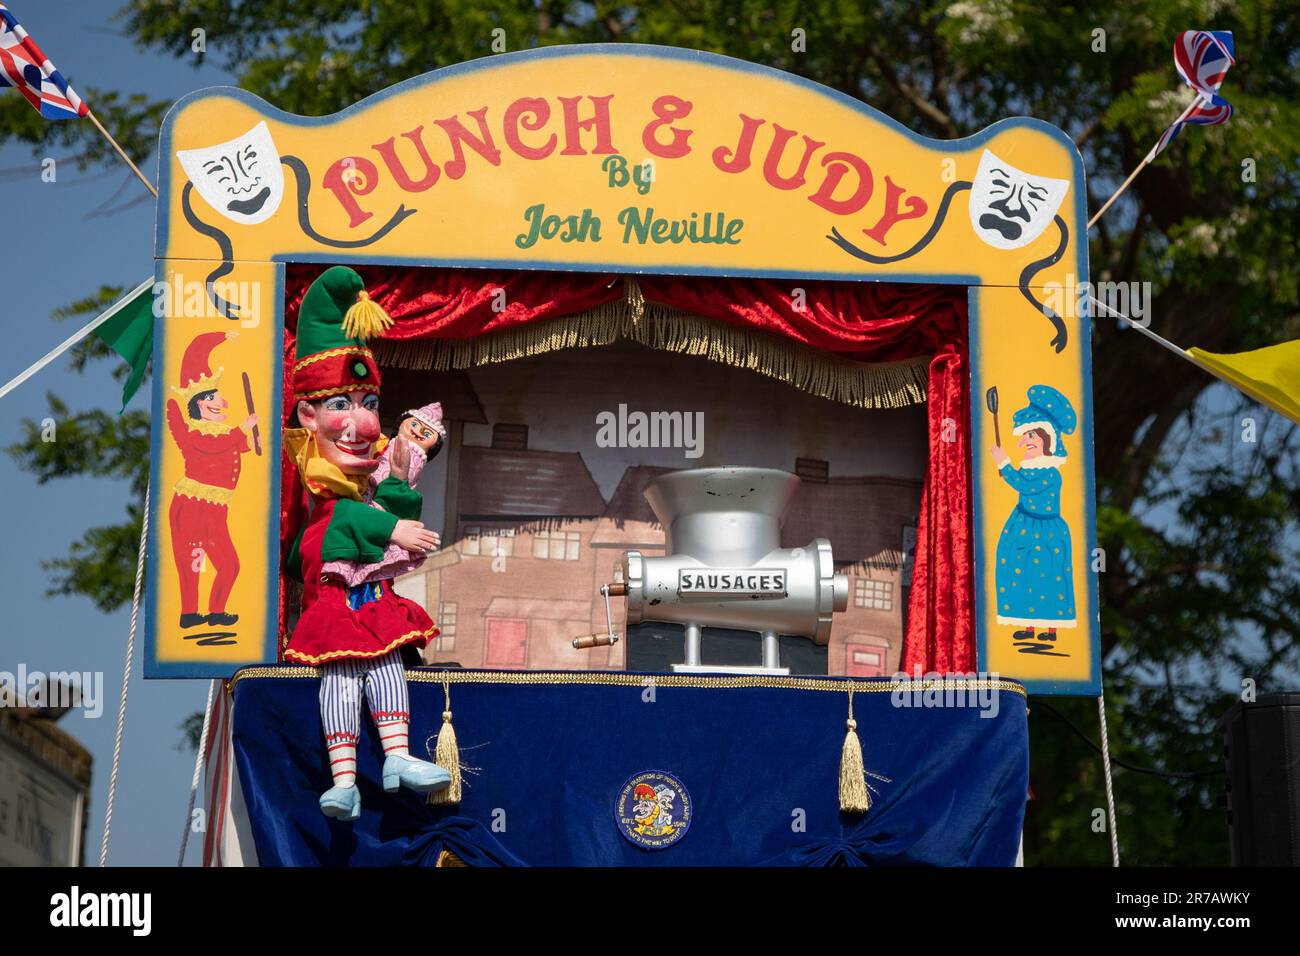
[177,679,218,866]
[99,479,150,867]
[1097,690,1121,866]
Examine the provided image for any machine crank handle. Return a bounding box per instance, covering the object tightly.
[573,633,621,649]
[572,581,625,648]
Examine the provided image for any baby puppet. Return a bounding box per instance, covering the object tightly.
[320,402,447,591]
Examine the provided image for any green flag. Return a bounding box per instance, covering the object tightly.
[92,280,155,411]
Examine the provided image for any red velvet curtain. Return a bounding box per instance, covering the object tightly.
[283,265,622,341]
[636,276,963,361]
[278,265,622,654]
[637,276,972,673]
[282,264,622,423]
[279,265,972,673]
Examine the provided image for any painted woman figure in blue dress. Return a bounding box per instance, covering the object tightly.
[989,385,1077,648]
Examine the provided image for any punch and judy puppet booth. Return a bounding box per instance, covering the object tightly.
[145,45,1099,866]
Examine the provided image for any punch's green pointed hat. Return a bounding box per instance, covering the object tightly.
[291,266,392,401]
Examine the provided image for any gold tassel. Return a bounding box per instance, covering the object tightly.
[838,690,870,813]
[429,679,462,805]
[342,290,394,340]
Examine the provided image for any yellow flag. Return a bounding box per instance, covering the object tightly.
[1188,340,1300,425]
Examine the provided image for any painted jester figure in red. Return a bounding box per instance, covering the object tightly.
[166,331,257,629]
[282,266,450,821]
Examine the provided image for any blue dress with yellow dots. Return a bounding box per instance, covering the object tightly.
[995,460,1076,628]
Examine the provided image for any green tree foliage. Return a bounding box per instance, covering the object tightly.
[7,286,151,611]
[179,710,205,752]
[4,1,1298,864]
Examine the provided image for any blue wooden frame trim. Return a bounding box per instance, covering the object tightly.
[144,264,285,678]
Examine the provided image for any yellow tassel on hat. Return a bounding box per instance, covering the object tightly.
[839,689,870,813]
[429,680,462,806]
[342,290,394,340]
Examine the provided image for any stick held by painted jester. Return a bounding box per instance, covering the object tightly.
[281,266,450,821]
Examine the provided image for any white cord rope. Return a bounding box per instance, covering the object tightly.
[99,480,150,867]
[177,679,218,866]
[1097,690,1121,866]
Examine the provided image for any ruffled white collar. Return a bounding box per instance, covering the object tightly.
[1019,455,1065,470]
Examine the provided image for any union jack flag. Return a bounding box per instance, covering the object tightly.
[0,3,88,120]
[1149,31,1235,160]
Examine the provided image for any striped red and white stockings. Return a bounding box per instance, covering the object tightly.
[319,651,412,787]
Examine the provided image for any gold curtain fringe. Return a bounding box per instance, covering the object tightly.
[638,300,929,409]
[371,277,930,410]
[231,666,1029,699]
[623,273,646,321]
[374,301,627,372]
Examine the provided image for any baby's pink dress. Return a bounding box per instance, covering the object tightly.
[320,442,431,587]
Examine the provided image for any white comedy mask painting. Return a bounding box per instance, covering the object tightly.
[177,121,285,226]
[967,149,1069,250]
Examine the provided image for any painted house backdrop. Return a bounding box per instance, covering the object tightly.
[378,341,926,676]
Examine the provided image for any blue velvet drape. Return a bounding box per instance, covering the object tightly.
[231,669,1027,866]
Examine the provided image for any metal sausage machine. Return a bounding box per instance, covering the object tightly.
[575,467,849,675]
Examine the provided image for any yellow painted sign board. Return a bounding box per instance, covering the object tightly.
[146,44,1098,694]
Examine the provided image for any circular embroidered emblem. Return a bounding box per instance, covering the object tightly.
[353,361,369,377]
[615,770,692,850]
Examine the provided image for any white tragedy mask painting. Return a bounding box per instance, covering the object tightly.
[177,121,285,226]
[967,149,1069,250]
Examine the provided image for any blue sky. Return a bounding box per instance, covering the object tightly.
[0,1,232,866]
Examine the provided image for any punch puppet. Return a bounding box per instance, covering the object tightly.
[281,266,450,820]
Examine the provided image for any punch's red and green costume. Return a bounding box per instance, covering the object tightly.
[282,437,437,664]
[282,266,437,666]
